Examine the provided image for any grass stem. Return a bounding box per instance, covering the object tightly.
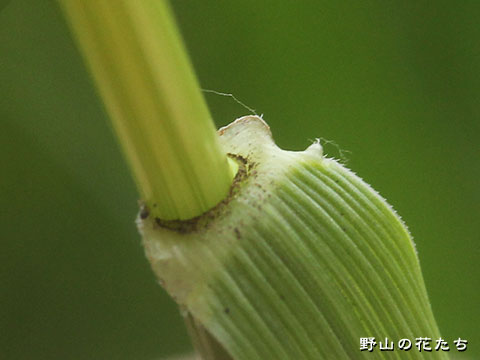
[58,0,237,220]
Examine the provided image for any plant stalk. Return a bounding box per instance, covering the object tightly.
[58,0,237,220]
[59,2,447,359]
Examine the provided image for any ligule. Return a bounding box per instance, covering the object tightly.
[140,116,447,359]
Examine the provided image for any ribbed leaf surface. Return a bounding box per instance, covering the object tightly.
[140,116,446,360]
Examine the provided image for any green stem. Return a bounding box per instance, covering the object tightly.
[58,0,237,220]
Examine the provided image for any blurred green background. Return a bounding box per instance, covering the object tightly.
[1,1,478,359]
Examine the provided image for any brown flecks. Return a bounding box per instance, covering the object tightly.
[280,294,285,301]
[224,307,230,314]
[234,228,241,239]
[155,217,198,234]
[227,152,247,166]
[140,206,150,219]
[153,153,250,234]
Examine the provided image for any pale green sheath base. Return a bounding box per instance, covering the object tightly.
[138,116,447,360]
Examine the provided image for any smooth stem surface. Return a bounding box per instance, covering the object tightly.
[58,0,236,220]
